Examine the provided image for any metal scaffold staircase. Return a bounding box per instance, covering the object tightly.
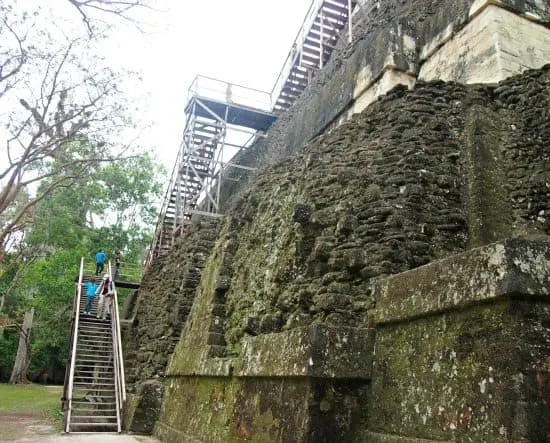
[146,0,357,267]
[271,0,357,113]
[62,259,126,433]
[148,77,277,263]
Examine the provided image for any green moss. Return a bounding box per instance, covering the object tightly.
[464,107,513,247]
[370,301,520,442]
[155,377,233,442]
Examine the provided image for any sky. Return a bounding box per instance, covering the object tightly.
[103,0,313,171]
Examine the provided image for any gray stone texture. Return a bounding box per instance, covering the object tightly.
[220,67,550,348]
[122,1,550,440]
[219,0,550,210]
[124,65,550,441]
[122,218,222,420]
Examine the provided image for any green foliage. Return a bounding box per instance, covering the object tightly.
[2,150,165,382]
[0,383,62,429]
[0,330,18,382]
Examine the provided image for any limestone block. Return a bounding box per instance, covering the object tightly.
[353,69,416,115]
[419,22,456,62]
[235,324,374,378]
[374,238,550,325]
[469,0,550,22]
[370,300,550,441]
[370,238,550,441]
[419,5,550,84]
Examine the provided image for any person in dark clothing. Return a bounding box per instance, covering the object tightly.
[95,249,106,275]
[114,251,122,280]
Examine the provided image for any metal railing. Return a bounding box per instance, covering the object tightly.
[147,144,184,267]
[270,0,326,107]
[108,264,126,433]
[64,257,84,433]
[83,260,142,282]
[188,75,273,112]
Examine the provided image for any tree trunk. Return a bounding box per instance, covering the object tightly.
[0,265,24,312]
[9,307,34,384]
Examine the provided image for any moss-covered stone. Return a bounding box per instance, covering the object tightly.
[126,380,164,434]
[235,325,374,378]
[370,301,550,442]
[370,239,550,442]
[126,58,550,441]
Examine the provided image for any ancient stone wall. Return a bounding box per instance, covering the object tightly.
[123,0,550,440]
[219,0,550,210]
[122,218,222,432]
[370,238,550,441]
[215,67,550,349]
[150,67,550,441]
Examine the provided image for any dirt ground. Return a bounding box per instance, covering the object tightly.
[0,412,159,442]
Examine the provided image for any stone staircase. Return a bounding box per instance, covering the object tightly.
[65,275,121,433]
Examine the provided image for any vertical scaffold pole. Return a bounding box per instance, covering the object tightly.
[348,0,353,43]
[319,7,324,69]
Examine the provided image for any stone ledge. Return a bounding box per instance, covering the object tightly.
[234,324,374,378]
[469,0,550,22]
[351,68,416,116]
[365,432,453,443]
[419,5,550,84]
[374,237,550,324]
[167,350,234,377]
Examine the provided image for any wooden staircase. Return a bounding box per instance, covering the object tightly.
[63,261,126,433]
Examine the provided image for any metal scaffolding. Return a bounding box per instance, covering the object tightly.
[148,77,277,262]
[271,0,357,113]
[147,0,357,265]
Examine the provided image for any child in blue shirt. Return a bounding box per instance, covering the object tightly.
[83,281,98,315]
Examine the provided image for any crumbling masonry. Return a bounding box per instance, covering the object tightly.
[123,0,550,441]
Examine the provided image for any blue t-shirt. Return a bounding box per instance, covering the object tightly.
[85,281,97,298]
[95,251,106,264]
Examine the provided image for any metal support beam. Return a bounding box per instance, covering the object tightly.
[146,77,276,267]
[348,0,353,43]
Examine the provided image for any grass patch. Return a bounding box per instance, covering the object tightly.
[0,383,62,424]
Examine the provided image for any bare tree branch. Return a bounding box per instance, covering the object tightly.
[0,16,27,98]
[0,3,144,252]
[66,0,157,35]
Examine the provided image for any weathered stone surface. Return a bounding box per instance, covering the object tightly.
[155,375,369,443]
[364,433,453,443]
[371,301,550,442]
[370,239,550,442]
[420,5,550,83]
[235,325,374,378]
[125,380,164,434]
[124,3,550,437]
[220,1,550,208]
[217,67,550,349]
[374,238,550,324]
[122,218,222,386]
[125,65,550,441]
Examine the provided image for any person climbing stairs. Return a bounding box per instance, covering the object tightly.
[62,260,126,433]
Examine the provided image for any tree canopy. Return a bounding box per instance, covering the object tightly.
[0,0,160,258]
[0,0,166,383]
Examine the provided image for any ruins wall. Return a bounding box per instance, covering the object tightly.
[123,0,550,440]
[151,66,550,441]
